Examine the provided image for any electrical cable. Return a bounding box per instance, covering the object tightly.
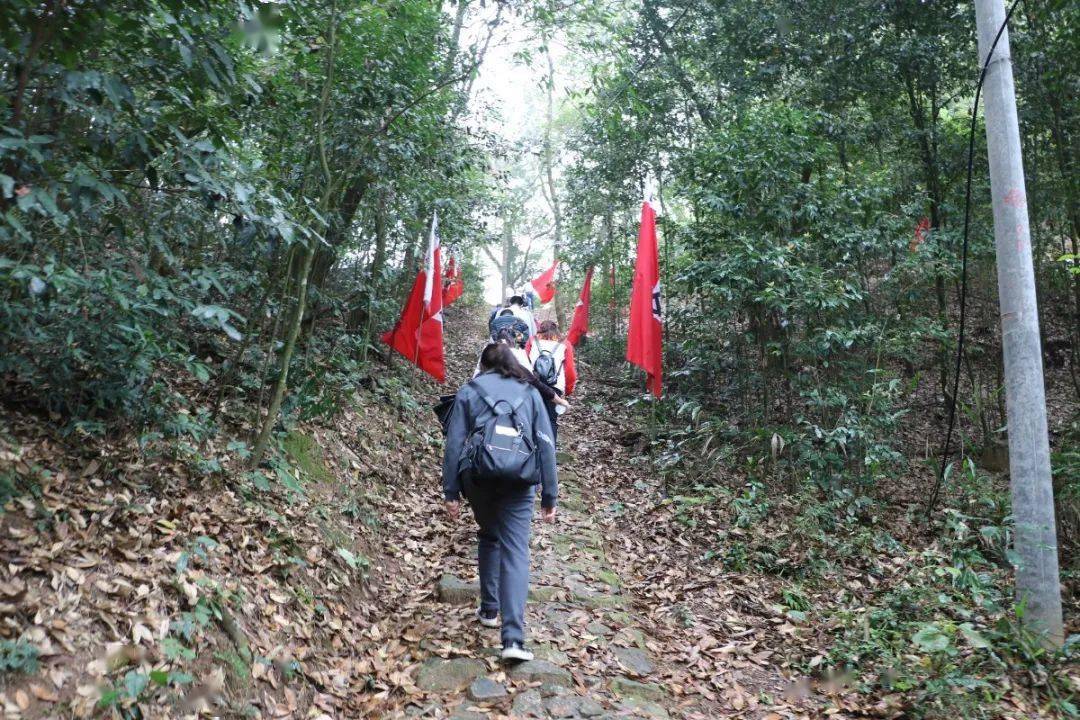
[926,0,1025,517]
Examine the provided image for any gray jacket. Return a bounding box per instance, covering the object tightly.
[442,371,558,508]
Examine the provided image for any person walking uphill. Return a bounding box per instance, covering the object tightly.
[442,343,558,662]
[528,320,577,445]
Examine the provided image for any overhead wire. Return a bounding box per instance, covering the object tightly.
[926,0,1026,517]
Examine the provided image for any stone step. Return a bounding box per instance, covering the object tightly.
[618,696,670,719]
[611,646,655,676]
[512,689,546,718]
[545,694,606,718]
[436,574,479,603]
[609,676,666,702]
[529,584,564,602]
[447,711,486,720]
[467,676,507,701]
[415,657,486,692]
[507,658,572,686]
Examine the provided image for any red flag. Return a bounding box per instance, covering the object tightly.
[381,214,445,382]
[626,202,662,396]
[566,266,594,346]
[443,255,464,306]
[530,260,558,304]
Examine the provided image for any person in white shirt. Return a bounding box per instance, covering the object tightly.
[473,320,569,412]
[527,320,577,444]
[504,294,536,337]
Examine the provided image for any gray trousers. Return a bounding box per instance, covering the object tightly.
[465,479,535,646]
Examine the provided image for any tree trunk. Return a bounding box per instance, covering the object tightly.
[543,49,567,328]
[974,0,1062,646]
[250,245,316,466]
[308,174,371,293]
[352,185,390,340]
[604,207,618,337]
[501,211,514,303]
[250,0,340,467]
[902,69,951,403]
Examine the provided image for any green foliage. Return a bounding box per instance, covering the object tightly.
[0,0,492,442]
[0,639,39,676]
[1053,420,1080,566]
[559,14,1075,716]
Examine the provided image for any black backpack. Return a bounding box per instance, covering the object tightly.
[433,394,456,435]
[489,310,529,347]
[532,343,564,387]
[461,382,540,486]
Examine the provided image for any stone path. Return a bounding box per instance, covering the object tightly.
[400,453,676,720]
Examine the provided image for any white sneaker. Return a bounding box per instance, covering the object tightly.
[501,643,534,662]
[476,609,499,628]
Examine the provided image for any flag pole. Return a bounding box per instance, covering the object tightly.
[414,212,437,367]
[412,235,425,367]
[655,155,670,348]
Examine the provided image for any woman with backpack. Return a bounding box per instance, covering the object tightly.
[476,317,571,414]
[442,343,558,662]
[528,320,577,444]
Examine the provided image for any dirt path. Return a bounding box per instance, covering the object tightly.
[364,308,815,720]
[362,308,688,719]
[385,417,682,720]
[558,381,812,720]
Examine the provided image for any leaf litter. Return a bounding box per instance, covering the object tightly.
[0,303,1072,719]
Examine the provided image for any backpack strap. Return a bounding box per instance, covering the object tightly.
[468,380,526,417]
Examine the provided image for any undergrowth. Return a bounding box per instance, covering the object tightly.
[657,409,1078,717]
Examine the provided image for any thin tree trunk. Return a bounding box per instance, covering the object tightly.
[250,245,316,466]
[902,69,950,402]
[309,174,371,292]
[250,0,340,468]
[604,207,617,337]
[543,48,567,328]
[359,186,390,353]
[501,210,514,303]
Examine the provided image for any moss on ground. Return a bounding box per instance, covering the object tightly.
[282,431,335,486]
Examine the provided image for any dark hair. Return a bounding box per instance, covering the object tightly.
[508,295,526,306]
[537,320,560,339]
[480,343,531,382]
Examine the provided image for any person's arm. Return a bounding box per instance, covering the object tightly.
[442,391,470,502]
[563,343,577,396]
[526,372,557,403]
[531,392,558,510]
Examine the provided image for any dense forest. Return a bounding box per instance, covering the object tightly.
[0,0,1077,718]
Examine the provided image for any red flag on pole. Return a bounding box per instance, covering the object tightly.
[626,202,662,396]
[381,213,445,382]
[566,266,594,346]
[530,260,558,304]
[443,255,464,307]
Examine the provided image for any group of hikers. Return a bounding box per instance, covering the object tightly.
[440,291,578,662]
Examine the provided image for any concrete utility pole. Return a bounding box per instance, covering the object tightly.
[974,0,1063,646]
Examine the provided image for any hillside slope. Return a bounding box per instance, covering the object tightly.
[1,301,1075,720]
[0,304,481,718]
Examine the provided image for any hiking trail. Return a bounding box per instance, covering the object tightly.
[373,306,809,720]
